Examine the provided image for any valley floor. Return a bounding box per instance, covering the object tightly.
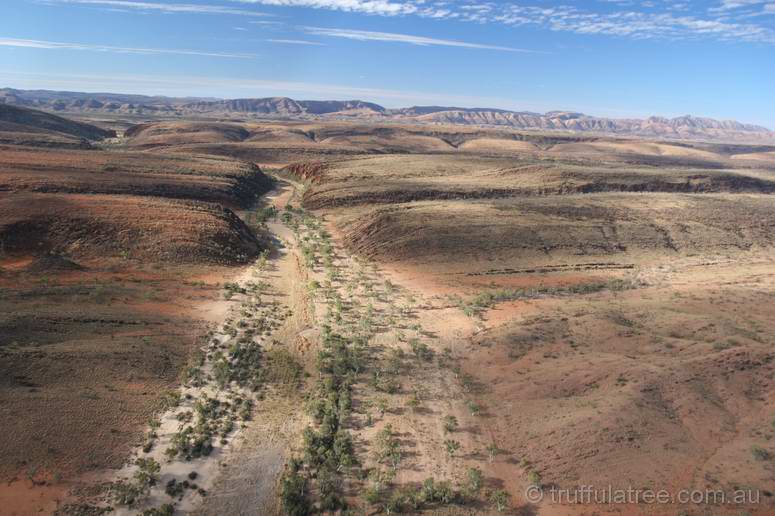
[50,178,775,516]
[5,110,775,516]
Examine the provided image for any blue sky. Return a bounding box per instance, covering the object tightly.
[1,0,774,126]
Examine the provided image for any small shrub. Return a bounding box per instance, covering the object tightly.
[752,445,771,461]
[490,489,509,512]
[365,485,381,506]
[110,480,144,506]
[486,442,501,462]
[466,467,483,493]
[134,458,160,488]
[374,424,402,469]
[165,479,184,498]
[141,505,174,516]
[405,394,420,412]
[444,439,461,457]
[442,415,458,434]
[410,339,434,361]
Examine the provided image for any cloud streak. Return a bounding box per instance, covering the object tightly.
[301,27,544,53]
[37,0,775,46]
[0,37,255,58]
[711,0,775,17]
[234,0,417,16]
[41,0,272,17]
[239,0,775,45]
[267,39,326,45]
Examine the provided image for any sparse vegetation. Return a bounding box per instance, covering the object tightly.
[13,117,775,516]
[462,279,640,316]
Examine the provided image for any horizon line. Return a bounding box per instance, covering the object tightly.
[1,83,772,131]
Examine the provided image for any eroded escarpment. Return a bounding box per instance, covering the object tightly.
[0,194,262,265]
[298,163,775,210]
[0,130,278,514]
[283,161,329,183]
[0,146,274,208]
[336,194,775,268]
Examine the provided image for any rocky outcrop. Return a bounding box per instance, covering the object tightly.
[404,109,771,140]
[183,97,385,116]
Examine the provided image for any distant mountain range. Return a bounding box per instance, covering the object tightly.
[1,87,772,142]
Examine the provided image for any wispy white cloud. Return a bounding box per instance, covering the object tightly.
[301,26,544,53]
[40,0,272,17]
[711,0,775,16]
[267,38,326,45]
[482,4,775,44]
[0,37,255,58]
[233,0,418,16]
[36,0,775,45]
[713,0,769,10]
[239,0,775,45]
